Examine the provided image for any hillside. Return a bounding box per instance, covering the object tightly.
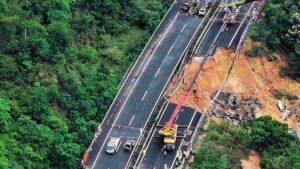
[0,0,170,168]
[170,40,300,135]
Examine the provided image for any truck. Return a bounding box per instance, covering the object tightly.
[158,91,190,151]
[160,125,178,150]
[106,137,121,154]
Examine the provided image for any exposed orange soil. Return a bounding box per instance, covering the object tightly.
[168,40,300,135]
[241,151,261,169]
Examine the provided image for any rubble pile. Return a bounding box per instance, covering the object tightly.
[169,40,300,135]
[211,92,260,125]
[276,100,297,121]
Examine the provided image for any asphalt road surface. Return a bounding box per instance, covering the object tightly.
[138,103,202,169]
[195,1,255,56]
[84,1,205,169]
[215,2,255,49]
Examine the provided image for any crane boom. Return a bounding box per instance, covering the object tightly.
[165,91,190,128]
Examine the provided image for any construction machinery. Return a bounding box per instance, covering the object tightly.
[158,50,207,151]
[158,91,190,150]
[222,0,259,24]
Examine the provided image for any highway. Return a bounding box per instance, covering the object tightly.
[215,2,255,49]
[195,1,255,56]
[137,103,202,169]
[83,1,205,168]
[83,1,262,168]
[136,2,258,169]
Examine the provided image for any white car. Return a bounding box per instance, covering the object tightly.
[106,137,121,154]
[199,7,207,16]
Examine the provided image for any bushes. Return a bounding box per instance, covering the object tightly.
[245,44,270,57]
[192,121,248,169]
[271,89,298,101]
[192,117,300,169]
[0,0,170,168]
[248,0,300,79]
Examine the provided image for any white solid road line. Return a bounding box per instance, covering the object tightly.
[139,11,179,79]
[170,110,197,169]
[228,2,255,48]
[117,140,122,153]
[129,115,135,126]
[136,102,170,169]
[167,44,174,55]
[141,91,148,101]
[221,22,227,32]
[180,23,187,33]
[195,19,214,52]
[154,67,161,77]
[126,14,204,169]
[91,8,181,169]
[136,14,206,168]
[207,23,226,56]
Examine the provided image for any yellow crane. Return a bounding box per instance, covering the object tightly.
[158,91,190,150]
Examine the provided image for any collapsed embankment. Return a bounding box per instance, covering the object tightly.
[168,40,300,135]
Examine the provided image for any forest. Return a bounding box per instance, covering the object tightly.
[249,0,300,79]
[1,0,299,168]
[191,117,300,169]
[0,0,171,168]
[191,0,300,168]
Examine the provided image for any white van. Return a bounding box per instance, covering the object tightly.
[106,137,121,154]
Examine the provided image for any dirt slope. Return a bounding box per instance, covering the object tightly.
[241,151,261,169]
[168,40,300,135]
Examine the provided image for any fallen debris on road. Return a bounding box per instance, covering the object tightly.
[169,40,300,134]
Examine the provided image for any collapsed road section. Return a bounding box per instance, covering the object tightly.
[81,0,266,168]
[81,0,207,168]
[195,0,261,56]
[131,1,267,169]
[136,103,203,169]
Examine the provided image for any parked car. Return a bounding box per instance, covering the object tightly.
[181,3,191,11]
[106,137,121,154]
[124,140,136,151]
[198,6,207,16]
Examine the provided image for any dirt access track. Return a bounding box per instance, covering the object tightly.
[168,40,300,135]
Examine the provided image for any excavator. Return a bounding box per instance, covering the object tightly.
[222,0,259,24]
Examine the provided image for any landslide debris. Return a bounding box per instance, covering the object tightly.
[168,40,300,135]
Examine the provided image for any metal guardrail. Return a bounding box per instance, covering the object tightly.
[82,1,178,167]
[177,114,207,169]
[130,100,168,169]
[192,0,222,55]
[163,0,219,98]
[127,2,223,168]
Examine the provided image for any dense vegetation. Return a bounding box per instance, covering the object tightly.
[0,0,171,168]
[249,0,300,79]
[191,116,300,169]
